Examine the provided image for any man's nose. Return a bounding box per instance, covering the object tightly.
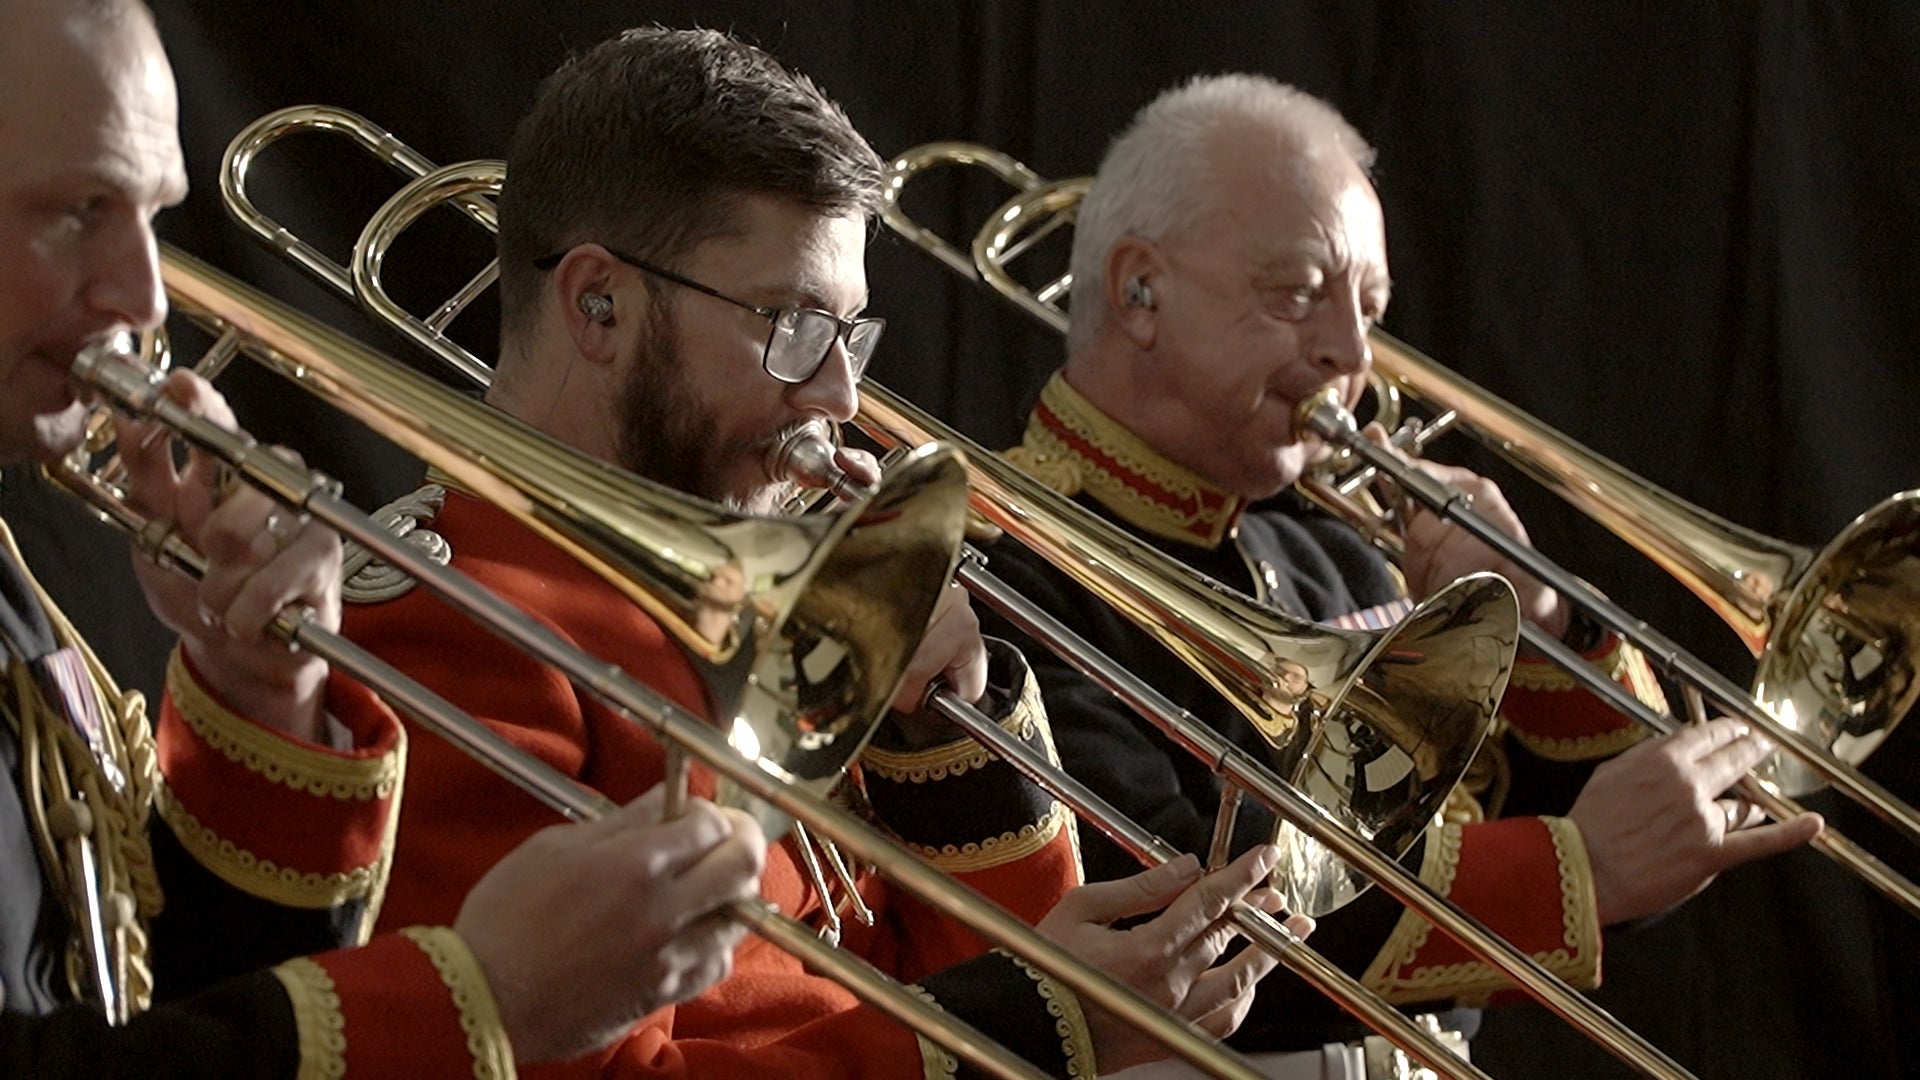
[86,220,169,335]
[1311,300,1372,378]
[785,340,860,423]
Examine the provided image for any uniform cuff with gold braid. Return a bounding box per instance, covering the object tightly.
[862,645,1072,875]
[1361,816,1600,1005]
[156,645,405,910]
[273,926,514,1080]
[1501,627,1665,761]
[913,947,1097,1079]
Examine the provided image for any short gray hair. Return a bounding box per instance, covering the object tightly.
[1066,75,1375,350]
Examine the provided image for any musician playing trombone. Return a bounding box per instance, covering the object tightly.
[0,2,773,1074]
[334,25,1300,1079]
[976,74,1824,1064]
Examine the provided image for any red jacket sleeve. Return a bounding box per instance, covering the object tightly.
[1500,632,1665,762]
[157,646,517,1077]
[1361,815,1601,1006]
[342,492,1093,1080]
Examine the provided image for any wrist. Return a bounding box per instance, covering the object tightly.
[182,640,330,743]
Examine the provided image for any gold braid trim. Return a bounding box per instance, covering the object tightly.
[165,648,401,801]
[906,981,961,1080]
[1510,633,1641,693]
[1505,636,1663,761]
[1507,723,1648,763]
[26,574,163,911]
[399,927,516,1080]
[157,789,378,908]
[340,484,449,605]
[271,956,348,1080]
[1003,443,1087,500]
[1547,816,1603,982]
[1,520,160,1016]
[1360,821,1461,1001]
[899,799,1072,873]
[1013,374,1246,549]
[1623,645,1672,715]
[861,714,1039,783]
[1000,948,1099,1078]
[1361,818,1600,1004]
[881,679,1076,872]
[1438,785,1486,827]
[913,1034,959,1080]
[863,671,1050,784]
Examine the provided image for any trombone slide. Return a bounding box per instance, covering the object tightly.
[807,417,1695,1080]
[1297,391,1920,853]
[76,286,1271,1080]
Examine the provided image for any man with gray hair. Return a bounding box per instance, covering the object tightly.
[980,72,1821,1061]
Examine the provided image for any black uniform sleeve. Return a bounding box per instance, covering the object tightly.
[0,969,297,1079]
[971,533,1428,1052]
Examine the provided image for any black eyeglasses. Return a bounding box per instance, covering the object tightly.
[534,245,885,384]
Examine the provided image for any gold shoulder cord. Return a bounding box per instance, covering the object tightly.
[1,525,160,1018]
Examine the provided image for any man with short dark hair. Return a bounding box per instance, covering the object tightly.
[344,26,1293,1078]
[980,72,1824,1063]
[1,3,768,1074]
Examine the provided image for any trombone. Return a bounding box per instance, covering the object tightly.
[774,428,1518,1080]
[68,248,1294,1080]
[899,141,1920,919]
[216,108,1703,1079]
[50,370,1046,1073]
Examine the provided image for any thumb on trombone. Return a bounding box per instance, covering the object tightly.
[1035,845,1303,1071]
[453,784,766,1063]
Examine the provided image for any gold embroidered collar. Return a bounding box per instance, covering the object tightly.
[1004,373,1245,548]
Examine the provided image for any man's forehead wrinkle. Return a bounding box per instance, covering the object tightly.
[0,5,182,203]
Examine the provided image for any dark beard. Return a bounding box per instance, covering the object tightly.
[613,310,720,499]
[611,310,801,513]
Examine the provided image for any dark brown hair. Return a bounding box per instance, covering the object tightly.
[497,25,884,339]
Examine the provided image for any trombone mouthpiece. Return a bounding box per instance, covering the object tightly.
[71,338,162,407]
[71,334,143,381]
[768,422,871,502]
[1294,387,1358,442]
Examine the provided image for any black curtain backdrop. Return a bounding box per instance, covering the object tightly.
[7,3,1915,1076]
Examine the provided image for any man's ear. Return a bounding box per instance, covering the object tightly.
[552,244,624,365]
[1104,236,1164,351]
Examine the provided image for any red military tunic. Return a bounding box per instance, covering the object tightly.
[341,488,1091,1078]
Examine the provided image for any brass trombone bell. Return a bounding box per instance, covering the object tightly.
[848,385,1692,1080]
[241,115,1511,918]
[213,114,1300,1079]
[160,244,972,839]
[893,142,1920,920]
[56,340,1086,1080]
[1362,332,1920,801]
[774,431,1502,1080]
[853,382,1517,917]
